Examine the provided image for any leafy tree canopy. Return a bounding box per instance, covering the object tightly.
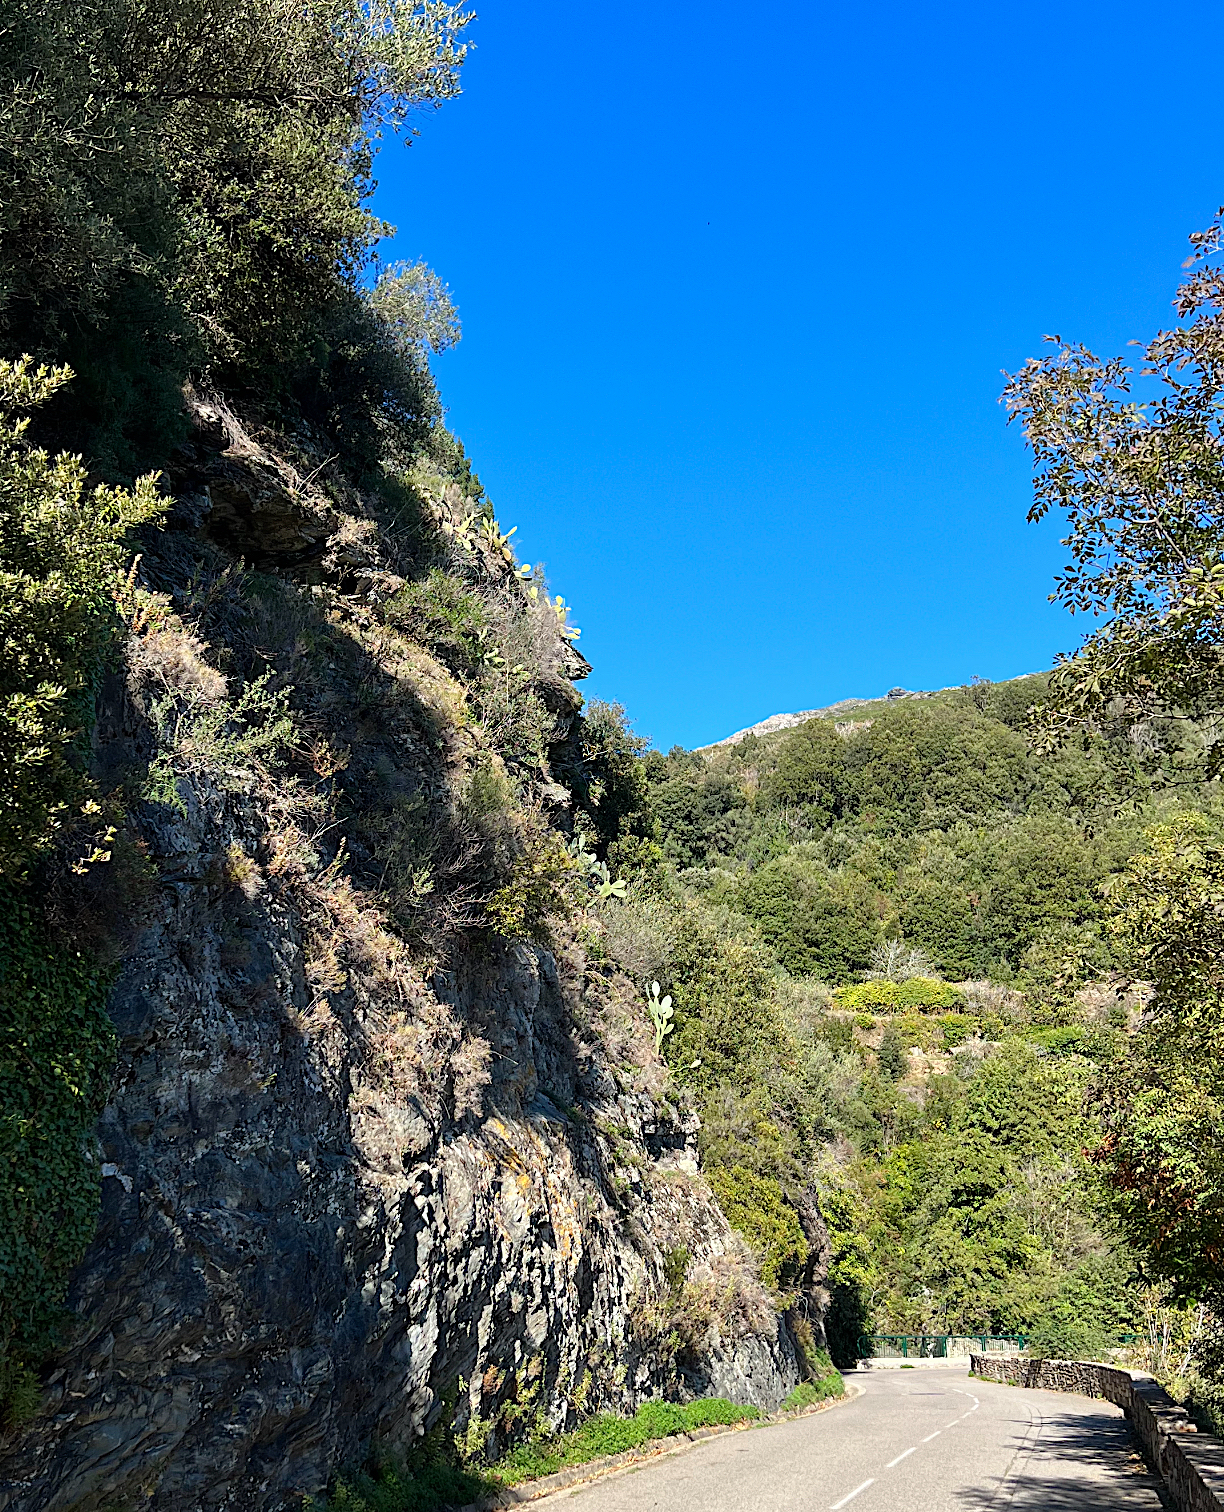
[1003,209,1224,782]
[2,0,472,470]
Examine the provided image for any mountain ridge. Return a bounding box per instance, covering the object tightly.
[699,686,941,749]
[698,674,1047,750]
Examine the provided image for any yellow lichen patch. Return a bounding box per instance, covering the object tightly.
[539,1142,584,1265]
[484,1120,530,1176]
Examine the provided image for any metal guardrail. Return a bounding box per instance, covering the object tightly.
[858,1334,1027,1359]
[858,1332,1141,1359]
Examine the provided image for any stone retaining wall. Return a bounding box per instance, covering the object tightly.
[969,1355,1224,1512]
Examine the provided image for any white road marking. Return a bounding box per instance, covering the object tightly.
[922,1430,941,1442]
[950,1389,981,1426]
[885,1447,916,1468]
[830,1479,876,1509]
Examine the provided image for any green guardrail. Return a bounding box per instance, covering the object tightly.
[858,1334,1027,1359]
[858,1332,1141,1359]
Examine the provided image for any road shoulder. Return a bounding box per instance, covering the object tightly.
[458,1382,866,1511]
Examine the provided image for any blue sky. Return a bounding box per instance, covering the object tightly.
[373,1,1224,751]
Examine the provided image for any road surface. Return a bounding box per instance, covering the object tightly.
[535,1367,1167,1511]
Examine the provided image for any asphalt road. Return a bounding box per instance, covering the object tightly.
[535,1367,1168,1512]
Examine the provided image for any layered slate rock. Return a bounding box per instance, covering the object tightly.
[0,404,814,1512]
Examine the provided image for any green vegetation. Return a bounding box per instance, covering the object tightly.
[9,0,1224,1470]
[0,359,163,875]
[0,358,163,1422]
[1002,209,1224,1424]
[781,1378,840,1412]
[601,663,1224,1369]
[0,888,116,1425]
[835,979,961,1012]
[706,1165,809,1291]
[0,0,481,1431]
[316,1398,761,1511]
[1101,816,1224,1300]
[780,1346,843,1411]
[4,0,471,474]
[313,1444,492,1512]
[491,1397,759,1484]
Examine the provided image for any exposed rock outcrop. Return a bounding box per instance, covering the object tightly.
[0,406,813,1511]
[702,688,945,748]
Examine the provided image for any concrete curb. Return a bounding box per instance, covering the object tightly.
[855,1356,973,1371]
[456,1382,865,1510]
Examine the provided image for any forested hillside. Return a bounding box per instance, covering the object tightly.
[591,213,1224,1427]
[565,678,1215,1368]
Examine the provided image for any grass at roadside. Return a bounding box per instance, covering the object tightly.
[781,1364,845,1412]
[315,1378,847,1512]
[493,1397,760,1485]
[319,1460,495,1511]
[315,1398,758,1511]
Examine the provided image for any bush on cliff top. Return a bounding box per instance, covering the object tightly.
[3,0,473,473]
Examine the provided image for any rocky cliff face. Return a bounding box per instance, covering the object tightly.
[0,403,809,1511]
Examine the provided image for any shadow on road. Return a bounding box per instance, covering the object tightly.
[953,1405,1169,1510]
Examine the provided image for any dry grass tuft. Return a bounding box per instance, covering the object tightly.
[128,626,228,704]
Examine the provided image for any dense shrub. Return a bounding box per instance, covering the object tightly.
[651,773,747,868]
[0,360,163,876]
[984,674,1047,730]
[1025,1263,1128,1361]
[760,719,847,821]
[896,881,981,978]
[314,1456,491,1512]
[981,816,1106,965]
[835,978,961,1012]
[0,887,116,1423]
[877,1026,906,1080]
[484,824,574,945]
[781,1355,844,1411]
[3,0,471,472]
[667,905,790,1093]
[738,857,880,983]
[703,1166,808,1292]
[560,701,657,862]
[385,569,487,675]
[840,702,1029,826]
[939,1013,975,1046]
